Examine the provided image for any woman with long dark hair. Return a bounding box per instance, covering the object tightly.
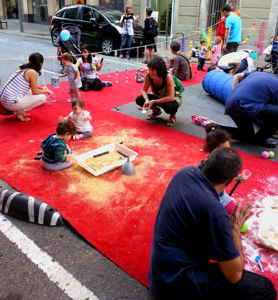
[0,52,53,121]
[75,44,112,91]
[136,57,183,126]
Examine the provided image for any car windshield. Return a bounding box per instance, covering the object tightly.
[93,7,122,24]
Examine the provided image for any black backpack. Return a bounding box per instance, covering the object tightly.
[148,17,158,38]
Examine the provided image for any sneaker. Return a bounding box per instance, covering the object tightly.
[191,115,202,125]
[73,134,83,141]
[126,55,130,59]
[103,81,112,87]
[119,54,123,59]
[67,98,73,103]
[142,60,147,64]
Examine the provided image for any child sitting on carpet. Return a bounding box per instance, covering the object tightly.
[198,123,247,215]
[41,120,76,171]
[58,52,82,103]
[59,98,93,141]
[167,58,174,69]
[210,36,222,66]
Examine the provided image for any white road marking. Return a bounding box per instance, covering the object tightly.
[0,214,98,300]
[42,69,57,75]
[102,58,143,67]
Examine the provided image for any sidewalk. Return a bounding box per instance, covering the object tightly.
[0,19,51,41]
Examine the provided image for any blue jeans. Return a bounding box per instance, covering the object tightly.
[167,70,176,77]
[41,159,72,171]
[77,131,93,139]
[235,59,248,74]
[120,34,133,56]
[221,104,278,144]
[198,57,206,69]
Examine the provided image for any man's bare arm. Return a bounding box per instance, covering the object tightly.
[218,200,253,284]
[223,28,231,51]
[232,73,245,89]
[228,61,241,75]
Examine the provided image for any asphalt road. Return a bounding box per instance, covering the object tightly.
[0,31,277,300]
[0,34,155,300]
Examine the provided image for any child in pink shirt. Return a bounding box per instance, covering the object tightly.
[210,36,222,65]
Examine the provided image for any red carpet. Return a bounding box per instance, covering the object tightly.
[0,64,206,144]
[1,64,278,293]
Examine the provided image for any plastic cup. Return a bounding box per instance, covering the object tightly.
[242,169,251,180]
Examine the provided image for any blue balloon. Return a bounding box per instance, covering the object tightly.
[60,30,70,41]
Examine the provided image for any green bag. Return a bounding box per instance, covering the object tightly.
[172,75,185,94]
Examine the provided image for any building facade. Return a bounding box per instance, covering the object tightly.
[0,0,277,46]
[0,0,97,24]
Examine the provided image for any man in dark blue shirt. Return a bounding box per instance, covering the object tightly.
[221,72,278,148]
[149,147,276,300]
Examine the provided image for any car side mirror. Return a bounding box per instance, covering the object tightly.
[90,18,96,24]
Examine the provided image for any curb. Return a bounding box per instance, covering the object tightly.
[0,30,51,42]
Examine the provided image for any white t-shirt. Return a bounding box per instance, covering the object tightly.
[78,57,98,79]
[218,52,249,70]
[120,14,137,35]
[199,46,207,59]
[69,110,93,132]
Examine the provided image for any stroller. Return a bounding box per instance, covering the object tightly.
[256,36,278,74]
[57,26,82,73]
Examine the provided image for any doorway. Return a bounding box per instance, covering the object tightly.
[206,0,226,31]
[6,0,19,19]
[59,0,65,9]
[154,0,172,35]
[32,0,48,24]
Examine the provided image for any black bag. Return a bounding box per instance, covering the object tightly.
[148,18,158,38]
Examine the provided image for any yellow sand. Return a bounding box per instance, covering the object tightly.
[84,151,122,171]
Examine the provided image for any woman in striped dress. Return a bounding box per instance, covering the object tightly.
[0,52,53,121]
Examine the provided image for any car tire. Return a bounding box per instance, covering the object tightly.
[100,37,115,56]
[52,29,60,47]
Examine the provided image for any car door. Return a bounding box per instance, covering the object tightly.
[91,9,110,47]
[62,6,79,29]
[78,6,98,48]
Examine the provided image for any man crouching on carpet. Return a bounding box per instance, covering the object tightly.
[148,147,277,300]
